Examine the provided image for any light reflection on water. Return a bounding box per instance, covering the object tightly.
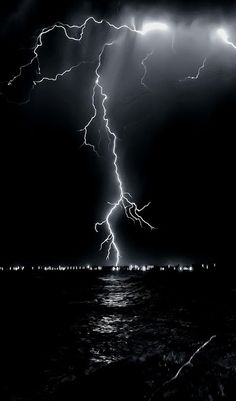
[93,315,122,334]
[97,274,145,307]
[89,274,141,366]
[38,272,233,401]
[99,291,129,307]
[86,273,212,370]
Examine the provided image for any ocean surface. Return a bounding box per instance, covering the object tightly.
[0,270,235,400]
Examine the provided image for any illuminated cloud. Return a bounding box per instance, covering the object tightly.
[217,27,236,49]
[141,21,169,35]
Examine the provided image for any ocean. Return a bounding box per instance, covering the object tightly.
[0,270,235,400]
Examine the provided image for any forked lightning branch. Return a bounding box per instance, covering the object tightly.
[2,15,235,265]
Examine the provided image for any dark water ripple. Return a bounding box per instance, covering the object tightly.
[1,271,236,400]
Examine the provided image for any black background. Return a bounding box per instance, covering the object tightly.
[0,0,233,267]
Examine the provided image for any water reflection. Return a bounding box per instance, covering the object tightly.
[97,274,143,307]
[89,274,140,366]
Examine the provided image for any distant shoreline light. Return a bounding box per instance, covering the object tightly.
[0,263,217,272]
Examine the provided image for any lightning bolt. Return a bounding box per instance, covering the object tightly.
[88,41,155,265]
[180,56,207,81]
[33,61,89,84]
[3,17,168,265]
[163,334,216,385]
[217,28,236,49]
[7,22,83,87]
[141,50,154,90]
[149,334,216,401]
[6,18,168,88]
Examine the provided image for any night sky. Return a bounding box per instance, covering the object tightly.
[0,0,233,267]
